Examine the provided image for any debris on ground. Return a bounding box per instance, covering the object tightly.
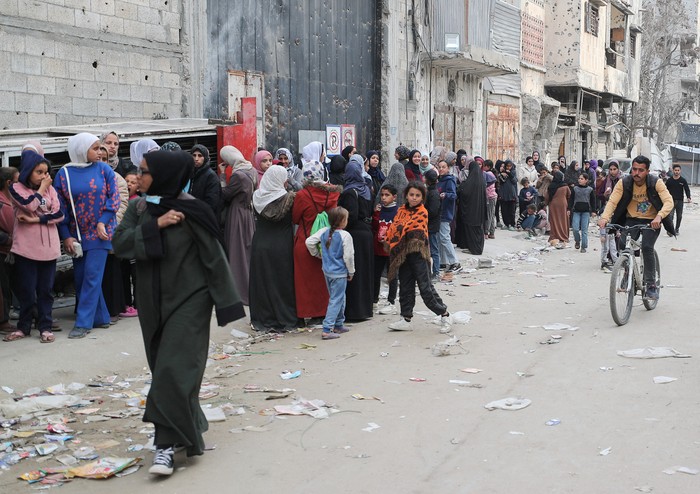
[662,466,699,475]
[542,323,579,331]
[351,394,384,404]
[362,422,381,432]
[484,397,531,411]
[617,347,691,359]
[652,376,677,384]
[431,335,466,356]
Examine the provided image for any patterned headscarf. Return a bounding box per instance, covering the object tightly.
[344,155,371,201]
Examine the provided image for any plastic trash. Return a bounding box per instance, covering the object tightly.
[653,376,678,384]
[617,347,690,359]
[545,419,561,426]
[599,447,612,456]
[484,397,531,411]
[35,443,58,456]
[542,323,579,331]
[66,457,141,479]
[452,311,472,324]
[201,406,226,422]
[230,328,250,339]
[663,466,699,475]
[0,394,80,418]
[280,370,302,380]
[362,422,381,432]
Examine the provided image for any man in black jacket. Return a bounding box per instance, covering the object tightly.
[189,144,221,218]
[665,164,692,235]
[598,156,674,301]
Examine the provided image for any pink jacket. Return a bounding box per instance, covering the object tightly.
[9,182,63,261]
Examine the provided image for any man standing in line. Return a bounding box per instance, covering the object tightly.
[664,164,692,235]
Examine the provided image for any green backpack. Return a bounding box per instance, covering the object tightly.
[306,189,331,253]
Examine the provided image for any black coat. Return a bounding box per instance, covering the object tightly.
[190,165,221,218]
[426,184,441,234]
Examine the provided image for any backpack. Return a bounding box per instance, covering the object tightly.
[304,189,331,253]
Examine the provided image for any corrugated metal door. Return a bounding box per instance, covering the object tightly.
[434,105,455,149]
[454,108,473,152]
[487,102,519,161]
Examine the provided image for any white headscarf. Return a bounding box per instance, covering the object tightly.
[220,145,252,171]
[302,141,323,163]
[275,147,295,168]
[66,133,99,167]
[129,139,160,168]
[253,165,288,214]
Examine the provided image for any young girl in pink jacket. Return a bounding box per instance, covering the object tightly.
[4,150,63,343]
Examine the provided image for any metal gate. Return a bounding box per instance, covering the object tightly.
[434,105,473,151]
[486,102,518,162]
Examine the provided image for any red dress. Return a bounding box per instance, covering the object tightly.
[292,183,341,318]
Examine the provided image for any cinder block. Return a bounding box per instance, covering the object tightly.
[151,57,172,72]
[56,79,84,98]
[161,10,180,28]
[69,61,95,81]
[64,0,91,10]
[23,2,48,21]
[27,75,56,95]
[0,0,19,17]
[74,9,100,31]
[94,64,119,83]
[167,27,179,44]
[0,31,25,52]
[130,85,152,102]
[0,71,27,92]
[46,4,76,27]
[0,111,28,130]
[41,58,69,78]
[91,0,115,15]
[128,52,150,70]
[82,80,107,99]
[104,82,131,101]
[116,1,138,20]
[161,72,180,88]
[121,100,144,117]
[44,96,74,114]
[72,97,98,116]
[137,5,160,24]
[0,92,15,111]
[149,24,167,43]
[118,66,143,86]
[169,88,182,105]
[152,86,171,103]
[144,102,166,118]
[141,70,162,86]
[27,112,57,128]
[54,42,82,62]
[15,93,45,113]
[100,15,124,35]
[123,19,146,39]
[56,113,82,127]
[98,99,122,118]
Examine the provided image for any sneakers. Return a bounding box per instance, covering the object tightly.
[333,326,350,334]
[644,284,659,301]
[439,315,452,334]
[68,327,90,339]
[378,303,397,315]
[119,306,138,318]
[322,331,340,340]
[507,226,515,231]
[388,318,413,331]
[580,247,587,253]
[149,447,174,476]
[447,263,463,274]
[488,234,495,239]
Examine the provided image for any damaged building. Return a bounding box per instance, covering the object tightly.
[545,0,641,162]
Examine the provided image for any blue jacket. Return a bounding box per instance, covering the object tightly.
[437,174,457,222]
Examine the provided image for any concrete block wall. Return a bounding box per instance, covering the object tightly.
[0,0,186,130]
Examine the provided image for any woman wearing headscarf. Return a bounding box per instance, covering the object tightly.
[129,139,160,173]
[393,145,412,181]
[100,132,136,178]
[546,170,571,247]
[406,149,422,181]
[54,133,120,339]
[253,150,273,188]
[219,145,256,305]
[338,155,374,321]
[293,145,341,322]
[113,150,243,475]
[189,144,221,217]
[564,160,581,187]
[497,160,518,230]
[380,162,409,206]
[366,150,385,195]
[444,151,458,178]
[275,147,303,191]
[328,155,347,186]
[249,165,297,332]
[0,167,18,333]
[456,160,487,255]
[341,145,356,162]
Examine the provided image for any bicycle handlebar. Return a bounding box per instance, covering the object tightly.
[605,223,654,234]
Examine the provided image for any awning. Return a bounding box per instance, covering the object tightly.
[422,46,519,77]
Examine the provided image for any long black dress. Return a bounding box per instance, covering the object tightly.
[338,190,374,321]
[457,161,487,255]
[249,193,297,332]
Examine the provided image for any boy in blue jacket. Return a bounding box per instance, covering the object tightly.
[436,160,462,274]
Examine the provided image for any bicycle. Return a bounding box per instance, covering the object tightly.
[606,223,661,326]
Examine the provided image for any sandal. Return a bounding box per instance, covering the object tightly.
[40,331,55,343]
[3,330,26,342]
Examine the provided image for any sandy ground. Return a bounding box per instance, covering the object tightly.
[1,203,699,494]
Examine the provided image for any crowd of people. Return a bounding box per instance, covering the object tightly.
[0,132,690,475]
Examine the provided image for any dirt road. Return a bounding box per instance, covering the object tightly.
[1,206,698,493]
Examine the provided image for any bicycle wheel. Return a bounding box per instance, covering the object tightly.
[610,254,635,326]
[643,251,660,311]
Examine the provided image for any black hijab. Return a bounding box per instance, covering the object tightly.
[407,149,422,178]
[144,151,222,243]
[328,155,347,186]
[458,160,487,226]
[547,170,568,200]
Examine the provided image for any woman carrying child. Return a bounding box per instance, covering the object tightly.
[385,182,451,334]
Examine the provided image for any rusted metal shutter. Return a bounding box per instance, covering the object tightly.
[487,102,519,161]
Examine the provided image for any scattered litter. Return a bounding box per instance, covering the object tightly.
[663,466,699,475]
[600,367,614,371]
[451,311,472,324]
[0,394,80,419]
[332,352,359,363]
[2,385,14,394]
[545,419,561,426]
[533,293,548,298]
[56,454,78,466]
[380,352,389,357]
[229,426,269,433]
[670,248,687,252]
[653,376,677,384]
[362,422,381,432]
[509,431,525,435]
[94,439,120,450]
[201,406,226,422]
[549,334,562,339]
[449,380,470,385]
[516,372,533,378]
[280,370,302,380]
[542,323,579,331]
[230,328,250,339]
[66,457,141,479]
[351,394,384,404]
[431,335,465,356]
[115,465,141,477]
[617,347,691,359]
[540,338,560,345]
[409,377,427,382]
[477,259,493,269]
[599,447,612,456]
[297,343,317,350]
[272,398,336,419]
[391,340,401,347]
[34,443,58,456]
[484,397,531,411]
[440,272,454,282]
[460,368,482,374]
[73,407,100,415]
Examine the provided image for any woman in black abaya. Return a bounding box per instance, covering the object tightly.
[457,160,487,255]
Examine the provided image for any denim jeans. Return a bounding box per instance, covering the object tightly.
[429,233,440,276]
[323,275,347,331]
[438,221,458,265]
[73,248,110,329]
[571,212,590,248]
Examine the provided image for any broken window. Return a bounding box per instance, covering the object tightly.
[585,2,599,37]
[630,32,637,59]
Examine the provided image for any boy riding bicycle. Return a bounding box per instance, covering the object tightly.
[598,155,674,301]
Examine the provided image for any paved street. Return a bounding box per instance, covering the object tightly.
[1,204,698,493]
